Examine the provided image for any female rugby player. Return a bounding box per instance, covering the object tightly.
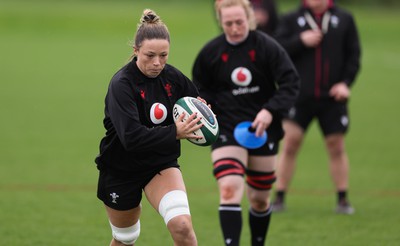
[95,9,203,246]
[192,0,300,245]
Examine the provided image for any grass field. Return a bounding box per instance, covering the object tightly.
[1,0,399,245]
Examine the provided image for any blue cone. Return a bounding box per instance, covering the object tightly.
[234,121,267,149]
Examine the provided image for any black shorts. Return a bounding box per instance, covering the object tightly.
[288,98,349,136]
[211,122,283,156]
[97,161,180,211]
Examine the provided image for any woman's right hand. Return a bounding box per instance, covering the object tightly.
[300,30,322,48]
[175,112,203,140]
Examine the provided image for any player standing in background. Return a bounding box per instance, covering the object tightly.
[95,9,204,246]
[271,0,361,215]
[193,0,300,245]
[250,0,279,36]
[215,0,279,36]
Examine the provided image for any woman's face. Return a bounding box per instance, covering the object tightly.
[305,0,329,12]
[135,39,169,78]
[220,5,249,44]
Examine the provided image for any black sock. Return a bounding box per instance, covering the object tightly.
[276,190,286,203]
[338,190,348,204]
[249,207,272,246]
[219,204,242,246]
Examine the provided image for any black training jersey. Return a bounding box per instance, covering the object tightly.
[275,5,361,100]
[95,59,198,176]
[192,31,300,134]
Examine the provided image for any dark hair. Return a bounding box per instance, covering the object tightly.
[134,9,170,49]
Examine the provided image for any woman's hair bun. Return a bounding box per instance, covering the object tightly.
[142,9,159,24]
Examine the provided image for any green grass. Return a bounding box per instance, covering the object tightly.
[0,0,399,245]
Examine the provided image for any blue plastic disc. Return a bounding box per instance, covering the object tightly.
[233,121,267,149]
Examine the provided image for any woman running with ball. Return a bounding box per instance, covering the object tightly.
[95,9,205,246]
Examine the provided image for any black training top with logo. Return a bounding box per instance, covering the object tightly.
[192,30,300,134]
[95,59,199,176]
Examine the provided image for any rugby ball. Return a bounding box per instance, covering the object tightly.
[173,97,219,146]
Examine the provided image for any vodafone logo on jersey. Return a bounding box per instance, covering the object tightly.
[231,67,252,87]
[150,103,167,124]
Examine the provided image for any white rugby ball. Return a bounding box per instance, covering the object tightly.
[173,97,219,146]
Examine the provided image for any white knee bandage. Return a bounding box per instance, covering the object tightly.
[109,220,140,245]
[158,190,190,225]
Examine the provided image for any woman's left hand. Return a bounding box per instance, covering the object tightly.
[197,96,212,109]
[251,109,273,137]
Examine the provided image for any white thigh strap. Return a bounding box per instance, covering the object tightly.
[158,190,190,225]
